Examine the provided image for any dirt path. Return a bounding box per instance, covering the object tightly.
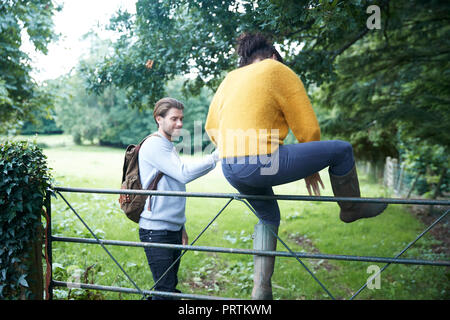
[409,202,449,257]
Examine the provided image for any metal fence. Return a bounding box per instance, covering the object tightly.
[44,186,450,300]
[384,156,416,197]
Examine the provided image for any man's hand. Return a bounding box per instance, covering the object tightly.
[305,172,325,196]
[182,228,189,246]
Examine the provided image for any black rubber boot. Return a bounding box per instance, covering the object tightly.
[329,165,387,223]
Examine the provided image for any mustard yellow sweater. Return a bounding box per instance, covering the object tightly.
[205,59,320,158]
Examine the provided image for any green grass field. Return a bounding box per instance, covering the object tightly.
[23,134,449,300]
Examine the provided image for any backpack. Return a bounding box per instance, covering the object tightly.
[118,133,164,223]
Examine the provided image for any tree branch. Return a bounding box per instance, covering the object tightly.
[331,28,369,61]
[280,19,316,39]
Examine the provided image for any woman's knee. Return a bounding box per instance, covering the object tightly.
[329,140,355,175]
[331,140,354,163]
[334,140,353,156]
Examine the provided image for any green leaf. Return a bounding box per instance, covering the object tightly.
[18,274,28,288]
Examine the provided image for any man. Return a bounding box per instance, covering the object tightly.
[138,97,219,299]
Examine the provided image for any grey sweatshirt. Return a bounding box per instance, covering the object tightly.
[138,133,217,231]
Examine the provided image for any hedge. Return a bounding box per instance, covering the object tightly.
[0,139,52,299]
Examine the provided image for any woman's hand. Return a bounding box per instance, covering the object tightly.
[305,172,325,196]
[182,228,189,246]
[212,149,220,162]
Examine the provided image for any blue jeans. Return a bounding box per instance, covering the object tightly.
[221,140,355,227]
[139,228,182,300]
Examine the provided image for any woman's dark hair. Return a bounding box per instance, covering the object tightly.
[236,32,283,67]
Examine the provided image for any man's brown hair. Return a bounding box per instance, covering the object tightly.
[153,97,184,127]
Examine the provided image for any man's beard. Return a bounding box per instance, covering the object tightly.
[162,127,181,140]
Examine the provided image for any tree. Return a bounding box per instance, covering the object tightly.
[50,34,157,146]
[90,0,449,166]
[0,0,60,133]
[316,0,450,162]
[88,1,390,105]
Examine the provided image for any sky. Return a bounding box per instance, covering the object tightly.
[24,0,136,83]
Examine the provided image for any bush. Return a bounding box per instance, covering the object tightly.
[0,139,52,299]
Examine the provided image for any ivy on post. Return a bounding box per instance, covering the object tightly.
[0,139,52,299]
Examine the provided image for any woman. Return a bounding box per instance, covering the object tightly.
[205,33,387,299]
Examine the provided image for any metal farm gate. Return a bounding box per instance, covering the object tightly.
[44,187,450,300]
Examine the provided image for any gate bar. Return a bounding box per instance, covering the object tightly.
[54,186,450,206]
[52,281,235,300]
[51,236,449,266]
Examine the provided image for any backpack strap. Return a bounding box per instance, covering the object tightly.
[135,132,161,152]
[147,171,164,211]
[141,132,164,211]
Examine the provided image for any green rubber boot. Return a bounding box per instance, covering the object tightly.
[330,164,388,223]
[251,222,278,300]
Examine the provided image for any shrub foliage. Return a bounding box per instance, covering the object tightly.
[0,139,52,299]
